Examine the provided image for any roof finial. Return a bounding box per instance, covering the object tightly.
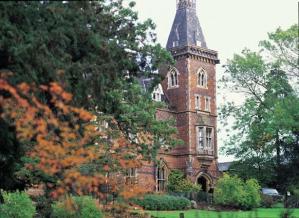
[177,0,196,10]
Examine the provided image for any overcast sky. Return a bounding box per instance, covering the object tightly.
[133,0,298,162]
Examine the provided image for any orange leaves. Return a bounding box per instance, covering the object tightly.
[119,159,142,169]
[49,82,72,103]
[117,137,128,147]
[0,77,104,199]
[49,82,64,95]
[1,75,153,201]
[120,185,147,200]
[61,92,72,102]
[137,132,153,145]
[17,82,30,93]
[103,165,110,172]
[72,108,93,122]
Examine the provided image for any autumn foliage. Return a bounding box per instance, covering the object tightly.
[0,71,149,200]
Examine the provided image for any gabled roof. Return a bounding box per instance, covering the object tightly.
[166,0,207,50]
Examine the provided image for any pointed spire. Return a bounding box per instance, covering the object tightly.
[177,0,196,10]
[167,0,207,50]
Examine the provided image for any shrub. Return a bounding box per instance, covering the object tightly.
[167,170,201,193]
[51,195,103,218]
[261,195,275,208]
[0,190,36,218]
[287,186,299,208]
[132,194,191,210]
[242,179,261,209]
[214,174,261,210]
[33,195,53,218]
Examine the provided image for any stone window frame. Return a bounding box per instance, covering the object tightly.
[167,67,179,89]
[152,84,163,102]
[204,96,211,112]
[125,168,138,185]
[197,68,208,88]
[195,94,201,110]
[156,166,166,192]
[156,160,168,192]
[196,126,214,152]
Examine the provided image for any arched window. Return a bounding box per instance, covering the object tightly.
[168,68,179,88]
[197,69,207,88]
[152,84,164,102]
[157,166,166,192]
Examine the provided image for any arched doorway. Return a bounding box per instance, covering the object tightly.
[196,173,212,193]
[197,176,208,192]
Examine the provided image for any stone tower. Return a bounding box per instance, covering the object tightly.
[158,0,220,192]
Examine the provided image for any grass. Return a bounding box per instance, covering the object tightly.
[148,208,299,218]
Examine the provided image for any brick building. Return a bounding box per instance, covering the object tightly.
[136,0,220,193]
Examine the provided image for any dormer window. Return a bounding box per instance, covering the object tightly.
[168,68,179,89]
[197,68,207,88]
[173,41,179,47]
[152,84,164,102]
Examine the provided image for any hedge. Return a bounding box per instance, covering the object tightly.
[132,194,191,210]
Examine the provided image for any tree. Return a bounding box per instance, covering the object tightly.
[0,72,155,199]
[214,174,261,210]
[220,25,299,190]
[0,1,172,112]
[0,0,179,193]
[259,24,299,78]
[0,73,101,197]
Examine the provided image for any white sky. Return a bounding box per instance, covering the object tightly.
[132,0,298,162]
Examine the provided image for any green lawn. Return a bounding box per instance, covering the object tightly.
[148,208,299,218]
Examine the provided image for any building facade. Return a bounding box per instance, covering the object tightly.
[137,0,220,193]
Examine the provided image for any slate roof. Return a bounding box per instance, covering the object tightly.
[218,162,233,172]
[140,78,154,91]
[166,0,207,50]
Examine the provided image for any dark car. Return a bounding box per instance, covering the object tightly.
[261,188,283,201]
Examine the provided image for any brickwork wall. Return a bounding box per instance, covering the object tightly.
[137,52,219,192]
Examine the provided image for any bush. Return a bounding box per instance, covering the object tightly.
[287,186,299,208]
[33,195,53,218]
[214,174,261,210]
[261,195,275,208]
[51,195,103,218]
[0,190,36,218]
[132,194,191,210]
[167,170,201,193]
[243,179,261,208]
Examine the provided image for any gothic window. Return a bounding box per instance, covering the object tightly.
[152,84,163,102]
[195,95,201,110]
[157,166,166,192]
[168,68,179,88]
[197,69,207,88]
[196,126,214,151]
[205,96,211,112]
[125,168,137,184]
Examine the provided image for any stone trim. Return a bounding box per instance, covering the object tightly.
[169,45,220,64]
